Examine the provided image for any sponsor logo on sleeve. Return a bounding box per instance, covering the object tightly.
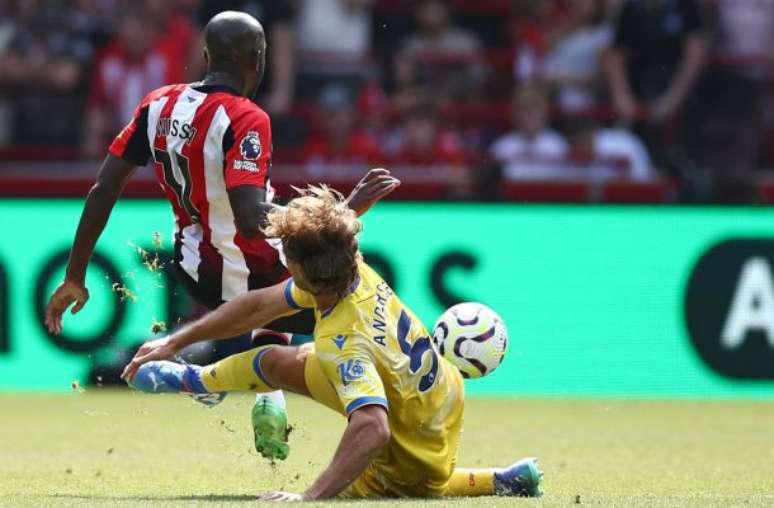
[337,358,365,386]
[233,131,262,171]
[239,131,262,160]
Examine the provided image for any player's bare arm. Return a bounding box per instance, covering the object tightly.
[227,185,274,239]
[45,154,138,335]
[299,405,390,500]
[121,282,294,380]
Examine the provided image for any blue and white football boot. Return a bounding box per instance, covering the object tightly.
[129,360,226,407]
[494,457,544,497]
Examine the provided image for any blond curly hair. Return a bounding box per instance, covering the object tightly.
[265,185,362,296]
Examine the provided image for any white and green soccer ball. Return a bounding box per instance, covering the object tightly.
[432,302,508,379]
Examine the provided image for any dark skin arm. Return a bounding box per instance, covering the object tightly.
[48,167,399,333]
[227,185,274,239]
[45,154,138,334]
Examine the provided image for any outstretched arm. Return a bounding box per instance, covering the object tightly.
[121,282,296,380]
[259,405,390,502]
[303,406,390,500]
[45,154,138,334]
[170,282,294,347]
[261,345,390,501]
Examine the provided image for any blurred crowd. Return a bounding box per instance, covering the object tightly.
[1,0,774,202]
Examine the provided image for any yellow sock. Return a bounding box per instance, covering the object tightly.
[200,346,276,393]
[444,468,498,497]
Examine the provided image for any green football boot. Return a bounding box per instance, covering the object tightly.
[251,396,290,461]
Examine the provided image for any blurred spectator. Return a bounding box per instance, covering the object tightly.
[1,0,765,202]
[508,0,572,84]
[386,107,467,166]
[297,0,373,60]
[393,0,484,114]
[683,0,774,201]
[0,1,16,145]
[566,118,655,180]
[604,0,707,174]
[489,86,569,180]
[67,0,123,48]
[704,0,774,60]
[301,84,381,175]
[356,79,390,139]
[402,0,482,57]
[542,0,613,114]
[145,0,196,79]
[294,0,376,102]
[82,6,185,159]
[0,0,93,146]
[197,0,296,115]
[386,105,471,197]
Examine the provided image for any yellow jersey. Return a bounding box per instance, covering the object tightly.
[284,261,465,495]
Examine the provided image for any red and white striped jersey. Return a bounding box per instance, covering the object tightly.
[109,83,287,303]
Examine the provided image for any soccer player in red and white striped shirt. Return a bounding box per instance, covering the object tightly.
[44,11,399,461]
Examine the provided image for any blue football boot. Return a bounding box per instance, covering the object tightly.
[494,457,543,497]
[130,361,226,407]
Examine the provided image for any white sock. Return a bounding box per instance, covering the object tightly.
[256,390,286,409]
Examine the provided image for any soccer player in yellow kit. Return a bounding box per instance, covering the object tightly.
[122,187,542,501]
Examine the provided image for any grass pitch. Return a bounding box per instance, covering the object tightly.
[1,391,773,508]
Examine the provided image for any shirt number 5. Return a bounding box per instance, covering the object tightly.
[397,310,438,392]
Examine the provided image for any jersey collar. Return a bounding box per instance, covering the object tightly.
[190,82,241,96]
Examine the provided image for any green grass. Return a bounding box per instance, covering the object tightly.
[1,391,773,507]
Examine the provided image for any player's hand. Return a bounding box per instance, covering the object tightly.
[45,280,89,335]
[346,168,401,217]
[121,337,179,382]
[258,491,303,502]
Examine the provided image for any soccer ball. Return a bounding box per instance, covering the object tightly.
[432,302,508,379]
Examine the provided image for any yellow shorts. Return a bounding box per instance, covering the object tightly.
[340,458,460,499]
[302,346,465,499]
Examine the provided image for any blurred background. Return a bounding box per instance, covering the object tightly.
[2,0,774,202]
[2,0,774,396]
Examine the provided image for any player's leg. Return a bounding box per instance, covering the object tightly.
[248,307,316,458]
[249,330,292,454]
[298,343,344,415]
[437,365,543,498]
[203,343,309,461]
[171,263,299,459]
[444,459,543,497]
[131,345,309,460]
[128,347,295,395]
[253,308,316,401]
[129,344,328,406]
[200,341,346,459]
